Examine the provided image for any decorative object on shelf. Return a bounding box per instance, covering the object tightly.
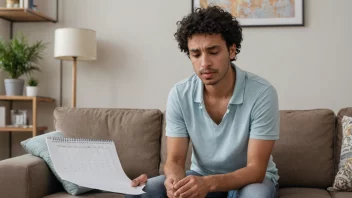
[0,33,46,96]
[6,0,19,8]
[19,0,24,8]
[54,28,97,108]
[192,0,304,27]
[0,95,54,136]
[11,109,27,126]
[0,107,5,127]
[26,77,38,96]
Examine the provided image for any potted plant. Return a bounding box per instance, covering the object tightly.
[0,34,46,96]
[26,77,38,96]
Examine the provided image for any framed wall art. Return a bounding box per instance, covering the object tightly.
[192,0,304,27]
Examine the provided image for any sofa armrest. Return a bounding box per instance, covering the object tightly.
[0,154,62,198]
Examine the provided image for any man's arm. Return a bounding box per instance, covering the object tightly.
[163,137,189,198]
[164,137,189,181]
[163,85,190,180]
[203,139,274,191]
[173,139,275,195]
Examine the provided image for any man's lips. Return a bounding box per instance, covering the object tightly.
[202,72,214,78]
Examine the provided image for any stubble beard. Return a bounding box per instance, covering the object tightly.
[201,62,231,86]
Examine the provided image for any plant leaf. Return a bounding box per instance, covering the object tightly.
[0,34,46,79]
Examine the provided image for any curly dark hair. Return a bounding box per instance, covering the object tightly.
[174,6,243,61]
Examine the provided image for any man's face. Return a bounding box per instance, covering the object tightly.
[187,34,236,86]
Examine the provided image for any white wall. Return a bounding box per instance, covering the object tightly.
[0,0,11,159]
[13,0,193,110]
[237,1,352,111]
[0,0,352,158]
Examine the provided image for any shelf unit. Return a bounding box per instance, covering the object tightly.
[0,126,47,132]
[0,1,58,158]
[0,1,58,37]
[0,8,57,22]
[0,96,55,136]
[0,96,55,157]
[0,96,55,102]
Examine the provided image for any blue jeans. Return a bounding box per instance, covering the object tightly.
[125,170,278,198]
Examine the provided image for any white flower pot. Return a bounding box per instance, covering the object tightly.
[26,86,38,96]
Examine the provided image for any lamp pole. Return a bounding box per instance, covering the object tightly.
[72,57,77,108]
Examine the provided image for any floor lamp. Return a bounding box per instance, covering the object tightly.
[54,28,97,107]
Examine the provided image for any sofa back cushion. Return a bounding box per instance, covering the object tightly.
[53,107,163,179]
[273,109,335,188]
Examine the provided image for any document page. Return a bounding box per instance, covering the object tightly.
[46,137,145,195]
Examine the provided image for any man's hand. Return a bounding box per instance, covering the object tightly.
[173,175,208,198]
[130,174,148,187]
[165,177,179,198]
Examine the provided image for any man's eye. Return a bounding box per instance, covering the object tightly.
[210,52,218,55]
[192,54,200,58]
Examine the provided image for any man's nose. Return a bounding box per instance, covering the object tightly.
[200,54,211,69]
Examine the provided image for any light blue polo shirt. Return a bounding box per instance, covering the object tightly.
[165,64,280,184]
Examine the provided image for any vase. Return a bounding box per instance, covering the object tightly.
[26,86,38,96]
[4,79,24,96]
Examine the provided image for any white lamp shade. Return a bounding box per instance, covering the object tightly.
[54,28,97,61]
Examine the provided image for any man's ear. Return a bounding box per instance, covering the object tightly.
[229,44,236,60]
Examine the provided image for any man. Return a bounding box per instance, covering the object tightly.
[127,5,279,198]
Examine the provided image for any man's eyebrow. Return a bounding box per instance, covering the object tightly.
[189,45,221,53]
[206,45,221,50]
[189,48,200,53]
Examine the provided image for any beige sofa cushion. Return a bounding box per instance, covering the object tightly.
[53,107,162,179]
[330,191,352,198]
[279,188,331,198]
[0,154,63,198]
[273,109,335,188]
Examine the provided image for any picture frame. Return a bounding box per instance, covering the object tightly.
[11,110,28,127]
[192,0,304,27]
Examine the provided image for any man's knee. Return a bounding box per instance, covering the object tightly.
[237,180,277,198]
[144,175,166,195]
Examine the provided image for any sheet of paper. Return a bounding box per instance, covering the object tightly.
[46,137,145,195]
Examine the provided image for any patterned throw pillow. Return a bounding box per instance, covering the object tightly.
[21,131,93,195]
[328,116,352,191]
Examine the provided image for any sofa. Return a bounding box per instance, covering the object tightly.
[0,107,351,198]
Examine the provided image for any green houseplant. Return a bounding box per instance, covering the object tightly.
[26,77,39,96]
[0,34,46,96]
[27,77,38,86]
